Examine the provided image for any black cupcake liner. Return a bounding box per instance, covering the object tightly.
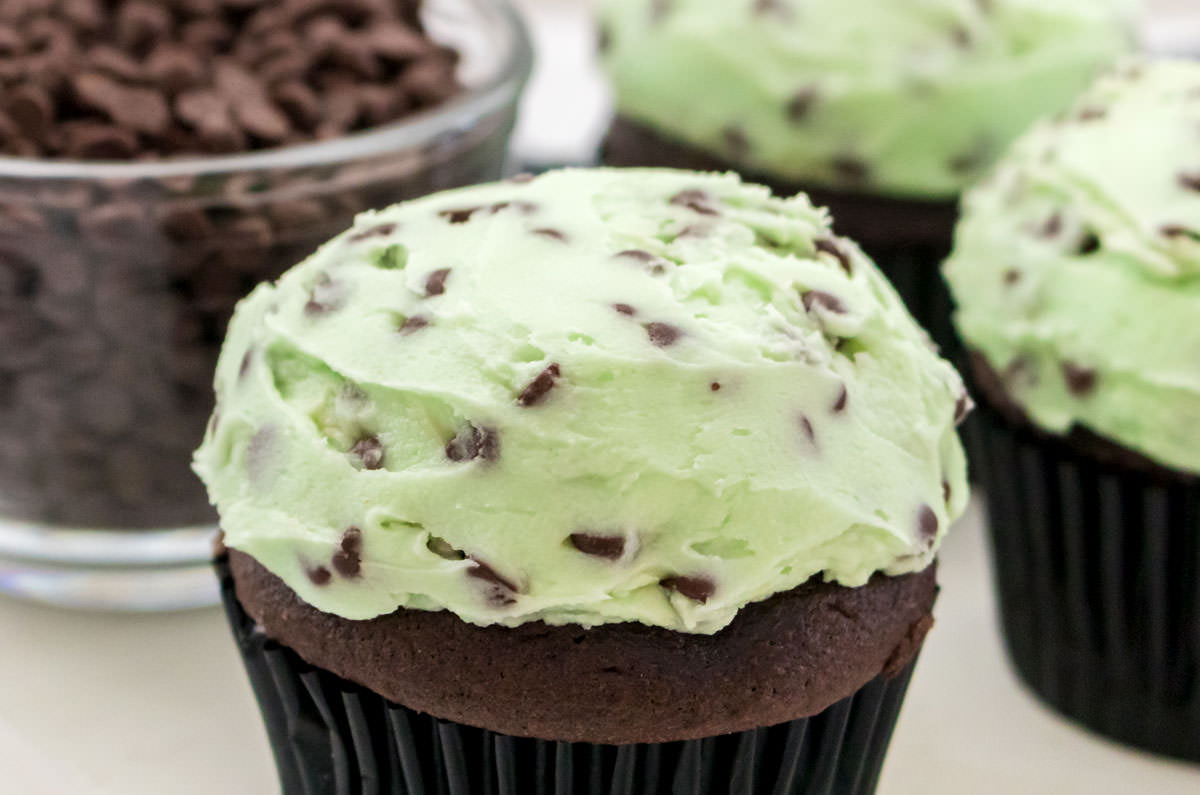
[971,398,1200,762]
[218,556,919,794]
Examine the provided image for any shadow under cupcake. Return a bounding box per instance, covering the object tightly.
[195,168,970,793]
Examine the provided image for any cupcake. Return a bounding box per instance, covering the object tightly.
[944,59,1200,762]
[598,0,1137,351]
[196,169,969,792]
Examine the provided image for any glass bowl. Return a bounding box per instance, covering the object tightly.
[0,0,532,610]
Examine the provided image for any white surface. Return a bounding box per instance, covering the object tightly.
[2,500,1198,794]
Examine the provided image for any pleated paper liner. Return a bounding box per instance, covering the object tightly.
[218,556,919,795]
[971,397,1200,762]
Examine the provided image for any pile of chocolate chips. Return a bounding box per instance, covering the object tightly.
[0,0,488,529]
[0,0,459,159]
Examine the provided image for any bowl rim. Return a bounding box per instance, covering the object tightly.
[0,0,533,181]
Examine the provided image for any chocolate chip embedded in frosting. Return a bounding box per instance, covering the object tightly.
[424,268,451,296]
[1178,172,1200,192]
[786,85,819,123]
[669,189,719,216]
[351,435,385,470]
[1076,232,1101,255]
[613,303,637,316]
[917,505,938,544]
[1061,362,1097,397]
[349,223,397,242]
[533,227,568,243]
[943,480,952,504]
[331,527,363,578]
[439,207,481,224]
[644,322,682,347]
[517,363,561,407]
[1161,224,1200,241]
[1039,212,1063,239]
[833,384,848,413]
[1076,107,1107,123]
[754,0,792,18]
[568,533,626,560]
[798,414,816,445]
[238,349,254,380]
[660,575,715,603]
[445,424,500,463]
[803,290,846,315]
[398,315,429,334]
[615,249,655,263]
[710,381,722,392]
[832,156,870,186]
[1003,269,1022,286]
[306,565,332,586]
[815,238,853,274]
[467,557,519,605]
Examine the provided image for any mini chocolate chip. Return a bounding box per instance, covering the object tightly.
[533,227,568,242]
[569,533,626,560]
[468,557,520,600]
[954,393,973,425]
[669,189,719,216]
[918,505,938,543]
[239,349,253,379]
[815,238,853,274]
[710,381,721,392]
[833,384,848,413]
[1061,362,1097,397]
[1077,232,1101,255]
[677,224,709,238]
[832,156,869,185]
[798,414,816,444]
[517,363,561,407]
[661,575,715,603]
[942,480,952,504]
[615,249,655,262]
[307,565,332,586]
[489,200,538,215]
[428,536,466,560]
[445,424,500,463]
[1162,224,1200,241]
[424,268,451,296]
[438,207,480,224]
[787,85,818,123]
[349,223,397,242]
[1178,172,1200,192]
[1040,213,1063,239]
[645,322,682,347]
[803,290,846,314]
[754,0,792,17]
[351,435,385,470]
[614,303,637,316]
[1003,269,1022,286]
[399,315,429,334]
[951,25,972,49]
[1077,107,1107,122]
[722,124,749,159]
[332,527,363,577]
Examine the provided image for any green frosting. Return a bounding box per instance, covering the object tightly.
[946,59,1200,475]
[194,169,967,634]
[599,0,1137,199]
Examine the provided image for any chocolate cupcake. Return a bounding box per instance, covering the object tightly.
[944,59,1200,762]
[195,169,969,792]
[597,0,1137,351]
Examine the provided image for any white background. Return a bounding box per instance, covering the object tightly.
[3,1,1200,792]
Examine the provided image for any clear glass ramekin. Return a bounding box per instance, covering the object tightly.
[0,0,532,610]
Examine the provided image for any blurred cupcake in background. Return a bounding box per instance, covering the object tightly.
[197,168,969,793]
[944,58,1200,762]
[598,0,1139,350]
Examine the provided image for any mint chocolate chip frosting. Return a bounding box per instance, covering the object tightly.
[599,0,1137,199]
[194,169,968,634]
[946,59,1200,475]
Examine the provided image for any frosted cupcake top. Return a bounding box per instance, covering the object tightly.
[946,60,1200,474]
[195,169,968,634]
[599,0,1137,199]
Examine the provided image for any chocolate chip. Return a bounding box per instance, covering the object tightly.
[942,480,952,504]
[399,315,429,334]
[1178,172,1200,193]
[669,189,719,216]
[833,384,848,413]
[710,381,721,392]
[467,557,520,602]
[1077,232,1101,255]
[351,435,385,470]
[1039,212,1063,239]
[613,303,636,316]
[445,424,500,463]
[832,156,870,186]
[660,575,715,603]
[814,238,853,274]
[350,223,397,242]
[1076,107,1107,122]
[568,533,626,560]
[917,505,938,543]
[754,0,792,16]
[615,249,655,263]
[239,349,254,380]
[798,414,816,444]
[72,72,170,135]
[331,526,362,577]
[424,268,451,296]
[439,207,480,224]
[954,393,973,425]
[951,25,972,49]
[1003,269,1021,286]
[786,85,818,123]
[306,565,332,586]
[533,227,568,243]
[803,290,846,315]
[1061,362,1097,397]
[1161,224,1200,241]
[645,322,682,347]
[517,363,561,407]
